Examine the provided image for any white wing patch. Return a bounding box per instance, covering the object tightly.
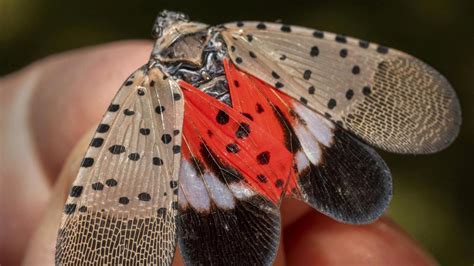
[222,21,461,154]
[56,66,184,265]
[203,172,236,209]
[178,159,212,211]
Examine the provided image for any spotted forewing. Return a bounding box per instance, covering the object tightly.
[55,66,183,265]
[222,22,461,154]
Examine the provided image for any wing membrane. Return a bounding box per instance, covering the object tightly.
[55,66,184,265]
[222,22,461,154]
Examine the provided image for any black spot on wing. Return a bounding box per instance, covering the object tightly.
[241,112,253,121]
[90,138,104,147]
[352,65,361,75]
[313,30,324,38]
[153,157,163,166]
[226,143,240,153]
[161,134,172,144]
[256,22,267,30]
[335,35,347,43]
[118,197,129,205]
[81,157,94,167]
[64,204,76,214]
[155,105,165,114]
[157,207,167,217]
[327,99,337,109]
[108,104,120,112]
[105,179,118,187]
[300,97,308,105]
[216,110,230,125]
[70,186,83,197]
[109,145,126,154]
[257,174,268,183]
[140,128,151,135]
[275,179,284,188]
[172,145,181,154]
[91,182,104,191]
[339,49,348,58]
[363,86,372,96]
[128,153,140,161]
[303,70,312,80]
[138,192,151,201]
[359,40,370,48]
[256,151,270,165]
[376,46,389,54]
[96,124,110,133]
[272,71,280,79]
[346,89,354,100]
[123,109,135,116]
[178,195,280,265]
[170,181,178,189]
[235,122,250,139]
[280,24,291,32]
[310,46,319,57]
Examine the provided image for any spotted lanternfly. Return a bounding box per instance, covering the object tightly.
[55,10,461,265]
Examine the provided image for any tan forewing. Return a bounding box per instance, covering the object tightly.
[221,22,461,154]
[55,66,184,265]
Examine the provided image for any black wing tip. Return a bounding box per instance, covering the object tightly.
[178,195,280,265]
[298,127,393,225]
[305,158,393,225]
[328,173,393,225]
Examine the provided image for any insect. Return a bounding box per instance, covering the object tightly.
[55,10,461,265]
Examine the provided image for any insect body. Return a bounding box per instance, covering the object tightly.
[56,10,461,265]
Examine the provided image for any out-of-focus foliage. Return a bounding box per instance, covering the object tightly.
[1,0,472,265]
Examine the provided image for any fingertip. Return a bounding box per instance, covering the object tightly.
[284,211,437,266]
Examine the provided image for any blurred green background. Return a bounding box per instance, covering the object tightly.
[1,0,473,264]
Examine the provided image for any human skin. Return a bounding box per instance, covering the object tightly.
[0,41,437,266]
